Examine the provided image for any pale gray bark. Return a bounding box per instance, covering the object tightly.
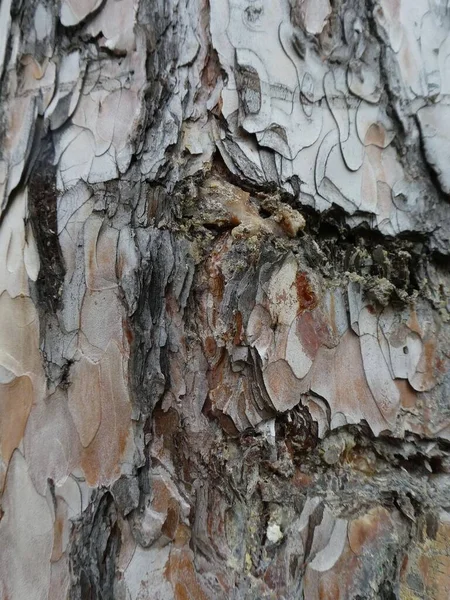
[1,1,450,599]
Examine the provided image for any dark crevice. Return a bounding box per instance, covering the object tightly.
[69,491,122,600]
[206,151,442,259]
[174,160,441,303]
[27,135,65,312]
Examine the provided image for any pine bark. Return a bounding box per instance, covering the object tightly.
[1,0,450,598]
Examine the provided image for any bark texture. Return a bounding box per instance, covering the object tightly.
[1,0,450,598]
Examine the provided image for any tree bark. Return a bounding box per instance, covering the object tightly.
[1,0,450,598]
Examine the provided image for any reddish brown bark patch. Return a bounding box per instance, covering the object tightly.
[295,272,318,313]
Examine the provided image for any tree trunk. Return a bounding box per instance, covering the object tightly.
[1,0,450,598]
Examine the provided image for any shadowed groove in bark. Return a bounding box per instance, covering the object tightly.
[69,492,121,600]
[28,137,65,313]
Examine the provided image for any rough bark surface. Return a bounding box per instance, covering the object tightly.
[1,0,450,599]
